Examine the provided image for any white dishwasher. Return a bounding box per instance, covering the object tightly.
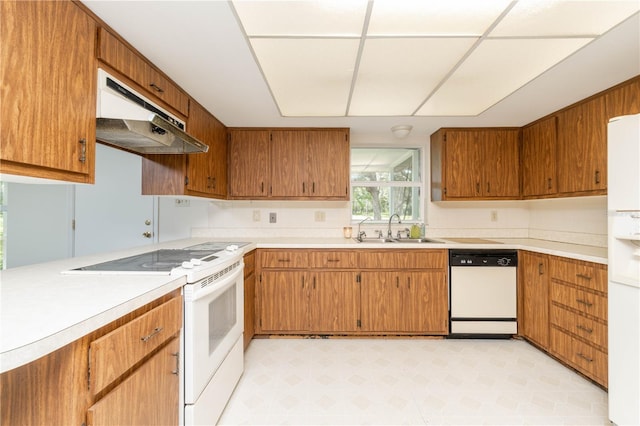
[449,250,518,338]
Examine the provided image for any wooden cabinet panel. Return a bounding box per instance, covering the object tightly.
[260,250,309,269]
[605,77,640,118]
[360,272,402,332]
[310,272,359,333]
[87,337,180,426]
[307,129,350,198]
[309,250,358,269]
[228,129,271,198]
[521,251,550,349]
[550,327,608,386]
[521,117,558,197]
[97,27,188,116]
[403,271,448,334]
[556,96,607,194]
[550,282,607,321]
[259,271,308,332]
[430,128,520,200]
[89,297,182,395]
[550,257,607,293]
[359,249,447,269]
[243,251,256,349]
[271,130,307,197]
[1,1,96,183]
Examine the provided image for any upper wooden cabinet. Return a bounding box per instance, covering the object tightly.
[430,128,520,201]
[521,116,558,198]
[141,99,228,199]
[97,27,189,117]
[605,77,640,118]
[556,96,607,195]
[0,1,97,183]
[228,128,350,200]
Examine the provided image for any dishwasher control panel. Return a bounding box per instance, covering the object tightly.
[449,250,518,267]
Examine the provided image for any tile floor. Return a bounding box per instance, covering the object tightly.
[219,338,609,425]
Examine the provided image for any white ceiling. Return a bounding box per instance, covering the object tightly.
[82,1,640,141]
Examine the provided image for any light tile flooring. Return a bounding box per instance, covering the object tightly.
[219,338,608,425]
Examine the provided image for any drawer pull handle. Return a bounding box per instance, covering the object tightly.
[576,273,592,280]
[327,259,340,263]
[141,326,163,342]
[149,82,164,93]
[171,352,180,375]
[576,299,593,307]
[278,259,291,263]
[577,352,593,363]
[576,324,593,334]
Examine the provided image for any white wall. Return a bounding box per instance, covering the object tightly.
[158,197,210,242]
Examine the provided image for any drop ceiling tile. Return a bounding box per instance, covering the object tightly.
[417,38,593,116]
[232,0,368,36]
[349,38,478,116]
[491,0,640,37]
[250,38,360,116]
[367,0,511,36]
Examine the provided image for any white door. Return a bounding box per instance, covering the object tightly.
[74,144,157,256]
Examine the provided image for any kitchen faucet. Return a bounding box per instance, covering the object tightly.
[357,217,372,241]
[387,213,401,238]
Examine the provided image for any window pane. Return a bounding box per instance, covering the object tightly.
[351,148,420,182]
[351,185,420,222]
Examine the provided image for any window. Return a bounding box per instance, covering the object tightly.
[351,148,422,223]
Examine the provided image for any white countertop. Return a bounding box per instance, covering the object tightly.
[0,237,605,373]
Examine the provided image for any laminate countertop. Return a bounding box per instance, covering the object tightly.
[0,237,606,373]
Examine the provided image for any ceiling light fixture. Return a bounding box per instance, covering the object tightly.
[391,125,413,139]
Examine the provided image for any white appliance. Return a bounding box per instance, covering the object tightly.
[607,113,640,425]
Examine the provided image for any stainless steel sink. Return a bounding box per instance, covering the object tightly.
[355,237,443,244]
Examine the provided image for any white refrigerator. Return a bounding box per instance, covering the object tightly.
[607,113,640,425]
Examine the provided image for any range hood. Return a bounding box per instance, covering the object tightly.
[96,69,208,154]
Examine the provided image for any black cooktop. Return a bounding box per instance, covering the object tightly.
[71,249,220,272]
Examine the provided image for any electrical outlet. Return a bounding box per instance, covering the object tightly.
[253,210,261,222]
[314,211,326,222]
[490,210,498,222]
[269,212,277,223]
[175,199,190,207]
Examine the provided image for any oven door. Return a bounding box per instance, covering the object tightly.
[183,263,244,404]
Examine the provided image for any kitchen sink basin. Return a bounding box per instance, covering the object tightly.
[355,237,443,244]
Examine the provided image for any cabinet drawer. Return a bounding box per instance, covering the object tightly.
[550,305,607,349]
[550,282,607,321]
[89,296,182,395]
[97,28,188,116]
[550,257,607,293]
[359,250,447,269]
[260,250,309,269]
[244,250,256,278]
[309,251,358,269]
[550,327,607,386]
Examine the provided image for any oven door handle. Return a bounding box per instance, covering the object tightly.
[187,267,243,302]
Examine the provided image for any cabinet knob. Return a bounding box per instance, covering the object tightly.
[143,231,152,238]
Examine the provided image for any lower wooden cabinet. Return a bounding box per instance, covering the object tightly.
[256,249,448,336]
[243,250,256,349]
[520,251,550,349]
[0,290,182,425]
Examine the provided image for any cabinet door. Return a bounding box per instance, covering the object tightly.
[243,268,256,349]
[522,117,557,197]
[186,101,228,197]
[443,131,482,198]
[481,129,520,197]
[360,272,402,332]
[228,129,270,198]
[307,130,350,199]
[605,78,640,118]
[403,272,448,334]
[557,97,607,194]
[270,130,307,197]
[310,272,359,333]
[87,338,180,426]
[521,252,549,349]
[1,1,96,182]
[259,271,309,332]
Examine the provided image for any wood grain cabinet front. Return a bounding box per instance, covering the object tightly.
[521,117,558,198]
[243,250,257,349]
[520,251,550,349]
[548,256,608,387]
[0,0,97,183]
